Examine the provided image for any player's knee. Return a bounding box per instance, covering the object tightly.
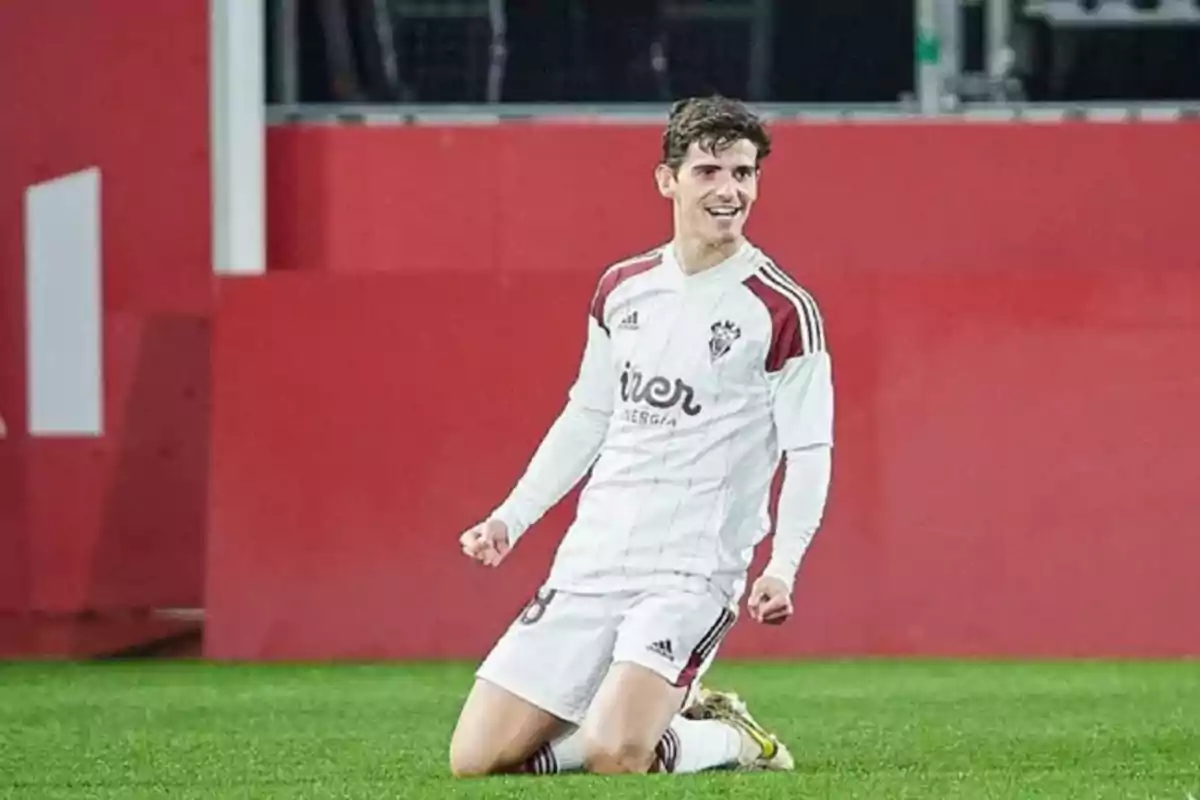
[448,734,504,778]
[582,734,656,775]
[448,745,482,778]
[448,745,495,778]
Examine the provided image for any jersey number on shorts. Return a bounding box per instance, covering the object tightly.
[518,588,557,625]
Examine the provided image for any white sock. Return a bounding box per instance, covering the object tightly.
[525,728,586,774]
[524,715,741,774]
[656,716,742,774]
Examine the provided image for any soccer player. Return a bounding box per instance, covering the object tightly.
[450,95,833,777]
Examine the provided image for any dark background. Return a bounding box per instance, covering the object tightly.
[267,0,1200,105]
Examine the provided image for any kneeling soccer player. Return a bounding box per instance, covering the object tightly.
[450,95,833,777]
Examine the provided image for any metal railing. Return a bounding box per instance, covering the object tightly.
[915,0,1200,112]
[915,0,1020,113]
[1030,0,1200,27]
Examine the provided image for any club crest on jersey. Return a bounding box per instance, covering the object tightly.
[708,320,742,361]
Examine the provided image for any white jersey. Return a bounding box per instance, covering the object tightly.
[536,240,833,603]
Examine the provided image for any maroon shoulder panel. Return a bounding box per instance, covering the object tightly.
[743,273,804,372]
[589,253,663,332]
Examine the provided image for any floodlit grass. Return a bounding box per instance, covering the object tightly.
[1,660,1197,799]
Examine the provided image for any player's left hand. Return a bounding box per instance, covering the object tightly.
[747,575,793,625]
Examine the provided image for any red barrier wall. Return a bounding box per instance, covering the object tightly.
[267,121,1200,279]
[208,122,1200,659]
[0,2,211,616]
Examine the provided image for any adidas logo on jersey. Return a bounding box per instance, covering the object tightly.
[618,310,640,330]
[647,639,674,660]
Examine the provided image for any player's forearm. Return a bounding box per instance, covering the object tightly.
[763,445,832,593]
[489,401,609,544]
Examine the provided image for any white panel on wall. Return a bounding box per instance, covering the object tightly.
[24,167,104,436]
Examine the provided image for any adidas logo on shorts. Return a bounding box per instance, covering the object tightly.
[647,639,674,660]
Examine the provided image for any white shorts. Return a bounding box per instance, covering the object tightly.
[476,585,737,725]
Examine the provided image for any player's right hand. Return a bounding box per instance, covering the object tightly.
[459,518,512,567]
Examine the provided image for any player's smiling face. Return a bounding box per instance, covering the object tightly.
[657,139,760,247]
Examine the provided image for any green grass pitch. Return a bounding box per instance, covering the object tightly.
[1,660,1197,799]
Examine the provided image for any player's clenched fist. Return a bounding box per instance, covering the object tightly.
[459,518,512,567]
[747,575,792,625]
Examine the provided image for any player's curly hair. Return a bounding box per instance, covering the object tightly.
[661,95,772,172]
